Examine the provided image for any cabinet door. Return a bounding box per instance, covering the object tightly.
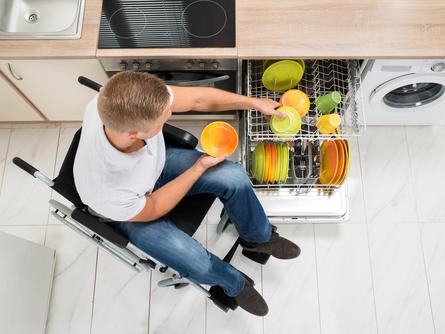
[0,60,108,121]
[0,72,43,121]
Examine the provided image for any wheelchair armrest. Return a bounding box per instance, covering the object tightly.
[71,208,129,248]
[163,123,198,149]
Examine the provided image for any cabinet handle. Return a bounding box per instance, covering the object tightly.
[7,63,23,80]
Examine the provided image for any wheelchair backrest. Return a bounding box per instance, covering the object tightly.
[52,128,86,209]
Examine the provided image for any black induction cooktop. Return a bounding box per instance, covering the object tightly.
[98,0,235,48]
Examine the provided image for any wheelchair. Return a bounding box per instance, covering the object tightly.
[12,76,271,313]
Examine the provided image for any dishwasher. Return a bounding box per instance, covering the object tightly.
[239,59,365,222]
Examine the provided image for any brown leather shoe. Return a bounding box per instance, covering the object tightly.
[235,278,268,316]
[241,231,301,259]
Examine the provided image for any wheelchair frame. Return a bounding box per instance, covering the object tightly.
[11,75,241,313]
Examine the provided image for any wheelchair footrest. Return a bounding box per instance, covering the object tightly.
[241,249,271,265]
[209,286,238,312]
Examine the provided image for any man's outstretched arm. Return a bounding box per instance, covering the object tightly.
[169,86,283,117]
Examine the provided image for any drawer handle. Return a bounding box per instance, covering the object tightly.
[7,63,23,81]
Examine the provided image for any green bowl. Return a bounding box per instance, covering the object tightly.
[270,106,302,136]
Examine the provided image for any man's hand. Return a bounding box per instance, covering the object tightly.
[251,98,286,118]
[193,154,227,174]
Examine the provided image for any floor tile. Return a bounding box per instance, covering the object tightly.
[420,223,445,334]
[315,223,377,334]
[368,223,434,334]
[44,225,97,334]
[359,127,418,223]
[206,224,263,334]
[263,224,320,334]
[406,126,445,222]
[149,223,207,334]
[91,249,151,334]
[0,127,60,226]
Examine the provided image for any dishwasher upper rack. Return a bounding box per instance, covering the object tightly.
[246,59,365,141]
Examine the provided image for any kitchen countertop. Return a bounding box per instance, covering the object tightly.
[238,0,445,59]
[0,0,444,59]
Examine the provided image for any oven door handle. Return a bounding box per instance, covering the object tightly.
[164,74,230,87]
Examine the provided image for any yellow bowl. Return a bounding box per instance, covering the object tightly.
[317,114,341,134]
[200,121,238,157]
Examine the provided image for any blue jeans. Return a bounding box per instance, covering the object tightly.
[108,146,272,297]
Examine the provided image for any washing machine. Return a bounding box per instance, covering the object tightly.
[360,59,445,125]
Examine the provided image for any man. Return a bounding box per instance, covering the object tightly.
[73,71,300,316]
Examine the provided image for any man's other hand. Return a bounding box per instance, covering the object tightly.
[193,154,228,174]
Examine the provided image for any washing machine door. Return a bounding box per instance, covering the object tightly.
[368,73,445,125]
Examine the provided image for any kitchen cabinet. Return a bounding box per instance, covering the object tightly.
[0,71,43,121]
[0,59,108,121]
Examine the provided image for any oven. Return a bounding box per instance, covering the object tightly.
[100,58,241,120]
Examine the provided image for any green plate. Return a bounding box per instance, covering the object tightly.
[270,106,302,138]
[262,60,304,92]
[253,143,265,182]
[281,143,289,183]
[275,143,281,184]
[263,59,305,73]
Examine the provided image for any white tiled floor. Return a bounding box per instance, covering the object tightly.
[1,123,444,334]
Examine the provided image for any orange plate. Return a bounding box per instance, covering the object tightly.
[337,140,350,185]
[319,140,339,184]
[332,140,346,184]
[269,143,277,183]
[263,143,271,184]
[200,121,238,157]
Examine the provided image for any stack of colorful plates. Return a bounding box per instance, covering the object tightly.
[252,142,289,184]
[319,139,351,185]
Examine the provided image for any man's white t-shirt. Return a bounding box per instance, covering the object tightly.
[73,86,174,221]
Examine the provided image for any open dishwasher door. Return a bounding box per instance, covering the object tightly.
[241,59,364,222]
[256,187,348,222]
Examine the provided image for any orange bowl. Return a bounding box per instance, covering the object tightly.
[200,121,238,157]
[279,89,310,117]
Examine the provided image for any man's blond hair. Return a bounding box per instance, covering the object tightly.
[98,71,169,132]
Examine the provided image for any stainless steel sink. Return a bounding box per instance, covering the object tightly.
[0,0,85,39]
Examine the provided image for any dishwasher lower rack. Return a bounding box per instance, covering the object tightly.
[244,139,349,221]
[246,59,364,141]
[246,139,341,194]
